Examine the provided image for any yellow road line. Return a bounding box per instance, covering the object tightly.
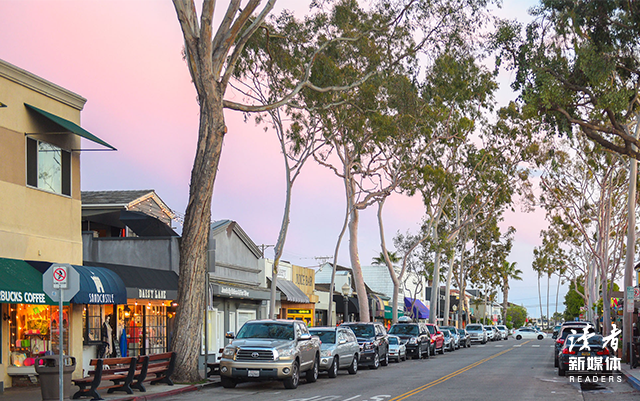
[390,341,531,401]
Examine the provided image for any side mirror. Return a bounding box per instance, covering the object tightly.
[436,331,441,335]
[225,331,235,339]
[339,339,347,345]
[299,333,312,341]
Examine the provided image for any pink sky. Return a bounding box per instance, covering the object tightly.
[0,0,560,316]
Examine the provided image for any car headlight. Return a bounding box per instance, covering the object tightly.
[222,347,236,358]
[276,347,296,360]
[320,349,333,357]
[363,342,375,350]
[408,337,417,344]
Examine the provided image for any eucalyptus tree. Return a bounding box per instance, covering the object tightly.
[170,0,412,380]
[499,261,522,325]
[536,137,632,334]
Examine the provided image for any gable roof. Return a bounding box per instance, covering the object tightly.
[210,220,262,259]
[82,189,175,219]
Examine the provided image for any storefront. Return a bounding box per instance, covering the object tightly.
[87,262,179,358]
[272,277,315,326]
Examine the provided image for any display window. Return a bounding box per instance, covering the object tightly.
[118,301,168,356]
[8,303,69,366]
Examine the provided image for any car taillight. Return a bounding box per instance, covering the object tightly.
[596,349,610,356]
[556,338,565,345]
[562,348,576,355]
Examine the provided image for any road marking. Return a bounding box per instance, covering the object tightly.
[513,345,522,347]
[532,345,540,348]
[389,341,531,401]
[343,397,361,401]
[495,345,503,347]
[477,345,486,347]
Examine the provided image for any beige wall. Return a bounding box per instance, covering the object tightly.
[0,59,88,386]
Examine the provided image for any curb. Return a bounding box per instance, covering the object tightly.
[110,380,220,401]
[621,367,640,392]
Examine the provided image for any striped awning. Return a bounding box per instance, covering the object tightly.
[270,278,310,304]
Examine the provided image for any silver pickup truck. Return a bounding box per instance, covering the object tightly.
[219,319,321,389]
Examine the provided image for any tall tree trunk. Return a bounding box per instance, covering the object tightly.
[538,273,543,327]
[443,257,453,326]
[328,203,350,325]
[429,222,441,324]
[377,199,401,324]
[345,172,370,321]
[546,274,550,330]
[269,174,292,319]
[172,87,225,382]
[502,284,509,325]
[555,276,560,326]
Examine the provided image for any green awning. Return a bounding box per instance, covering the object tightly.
[384,305,404,320]
[0,257,56,304]
[25,103,116,150]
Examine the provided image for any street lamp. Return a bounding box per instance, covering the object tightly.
[342,282,351,323]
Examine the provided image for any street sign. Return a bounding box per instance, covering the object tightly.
[43,264,80,302]
[626,286,634,313]
[53,265,68,289]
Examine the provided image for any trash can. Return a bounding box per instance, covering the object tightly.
[35,355,76,401]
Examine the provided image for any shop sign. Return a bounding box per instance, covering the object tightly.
[138,288,168,299]
[88,293,115,304]
[626,286,634,312]
[220,286,250,298]
[0,290,47,304]
[292,265,315,296]
[288,309,311,314]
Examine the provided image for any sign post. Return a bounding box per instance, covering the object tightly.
[43,264,79,401]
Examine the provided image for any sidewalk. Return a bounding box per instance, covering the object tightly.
[621,363,640,391]
[0,377,220,401]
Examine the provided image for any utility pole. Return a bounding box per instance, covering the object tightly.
[258,244,274,258]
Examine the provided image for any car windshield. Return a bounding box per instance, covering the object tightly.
[560,326,594,339]
[442,330,450,338]
[426,325,435,334]
[565,334,603,347]
[389,337,399,345]
[236,323,294,340]
[309,331,335,344]
[467,325,482,331]
[347,324,375,338]
[389,325,419,336]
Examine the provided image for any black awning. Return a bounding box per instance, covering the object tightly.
[119,210,178,237]
[85,261,178,301]
[333,294,359,314]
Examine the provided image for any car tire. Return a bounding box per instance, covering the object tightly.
[417,346,422,359]
[221,376,237,388]
[348,355,358,374]
[381,350,389,366]
[328,356,338,378]
[558,366,565,377]
[425,344,430,359]
[438,345,444,355]
[482,339,486,344]
[370,352,380,369]
[538,335,544,340]
[306,355,319,383]
[554,356,558,368]
[283,360,300,389]
[516,335,522,340]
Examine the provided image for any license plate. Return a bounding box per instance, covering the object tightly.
[581,352,591,356]
[248,370,260,377]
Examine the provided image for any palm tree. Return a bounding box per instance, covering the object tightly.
[500,261,523,324]
[372,250,401,265]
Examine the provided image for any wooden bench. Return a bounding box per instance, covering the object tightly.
[92,352,176,393]
[72,356,137,400]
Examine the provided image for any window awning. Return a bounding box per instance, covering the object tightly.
[384,305,404,320]
[25,103,116,150]
[119,210,178,237]
[27,261,127,304]
[269,277,310,304]
[404,297,429,319]
[0,257,56,304]
[86,261,178,301]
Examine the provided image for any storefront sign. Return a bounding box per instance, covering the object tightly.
[88,293,115,304]
[210,283,271,301]
[292,265,315,297]
[220,286,250,297]
[0,290,47,304]
[626,286,634,313]
[138,288,168,299]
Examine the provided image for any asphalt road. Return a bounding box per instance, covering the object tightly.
[163,337,640,401]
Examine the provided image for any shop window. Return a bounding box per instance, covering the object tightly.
[146,304,166,355]
[26,137,71,196]
[9,304,69,366]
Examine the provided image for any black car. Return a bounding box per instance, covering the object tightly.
[457,328,471,348]
[388,323,430,359]
[554,324,596,368]
[558,334,611,376]
[340,322,390,369]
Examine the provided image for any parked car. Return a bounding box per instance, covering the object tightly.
[388,335,407,362]
[552,325,562,339]
[466,324,487,344]
[441,326,461,349]
[484,325,495,341]
[557,333,610,376]
[554,323,597,367]
[496,325,509,340]
[425,323,445,355]
[388,322,430,359]
[309,326,359,378]
[513,327,546,340]
[489,326,502,341]
[220,319,321,389]
[340,322,390,369]
[442,329,455,352]
[457,328,471,348]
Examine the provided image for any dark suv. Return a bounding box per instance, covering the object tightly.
[554,323,597,367]
[388,322,430,359]
[340,322,389,369]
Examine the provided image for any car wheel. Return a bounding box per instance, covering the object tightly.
[538,335,544,340]
[425,344,430,359]
[482,339,486,344]
[516,335,522,340]
[283,360,300,389]
[348,355,358,374]
[439,345,445,355]
[370,352,380,369]
[558,366,565,377]
[306,355,319,383]
[328,356,338,378]
[221,376,237,388]
[554,356,558,368]
[381,350,389,366]
[417,346,422,359]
